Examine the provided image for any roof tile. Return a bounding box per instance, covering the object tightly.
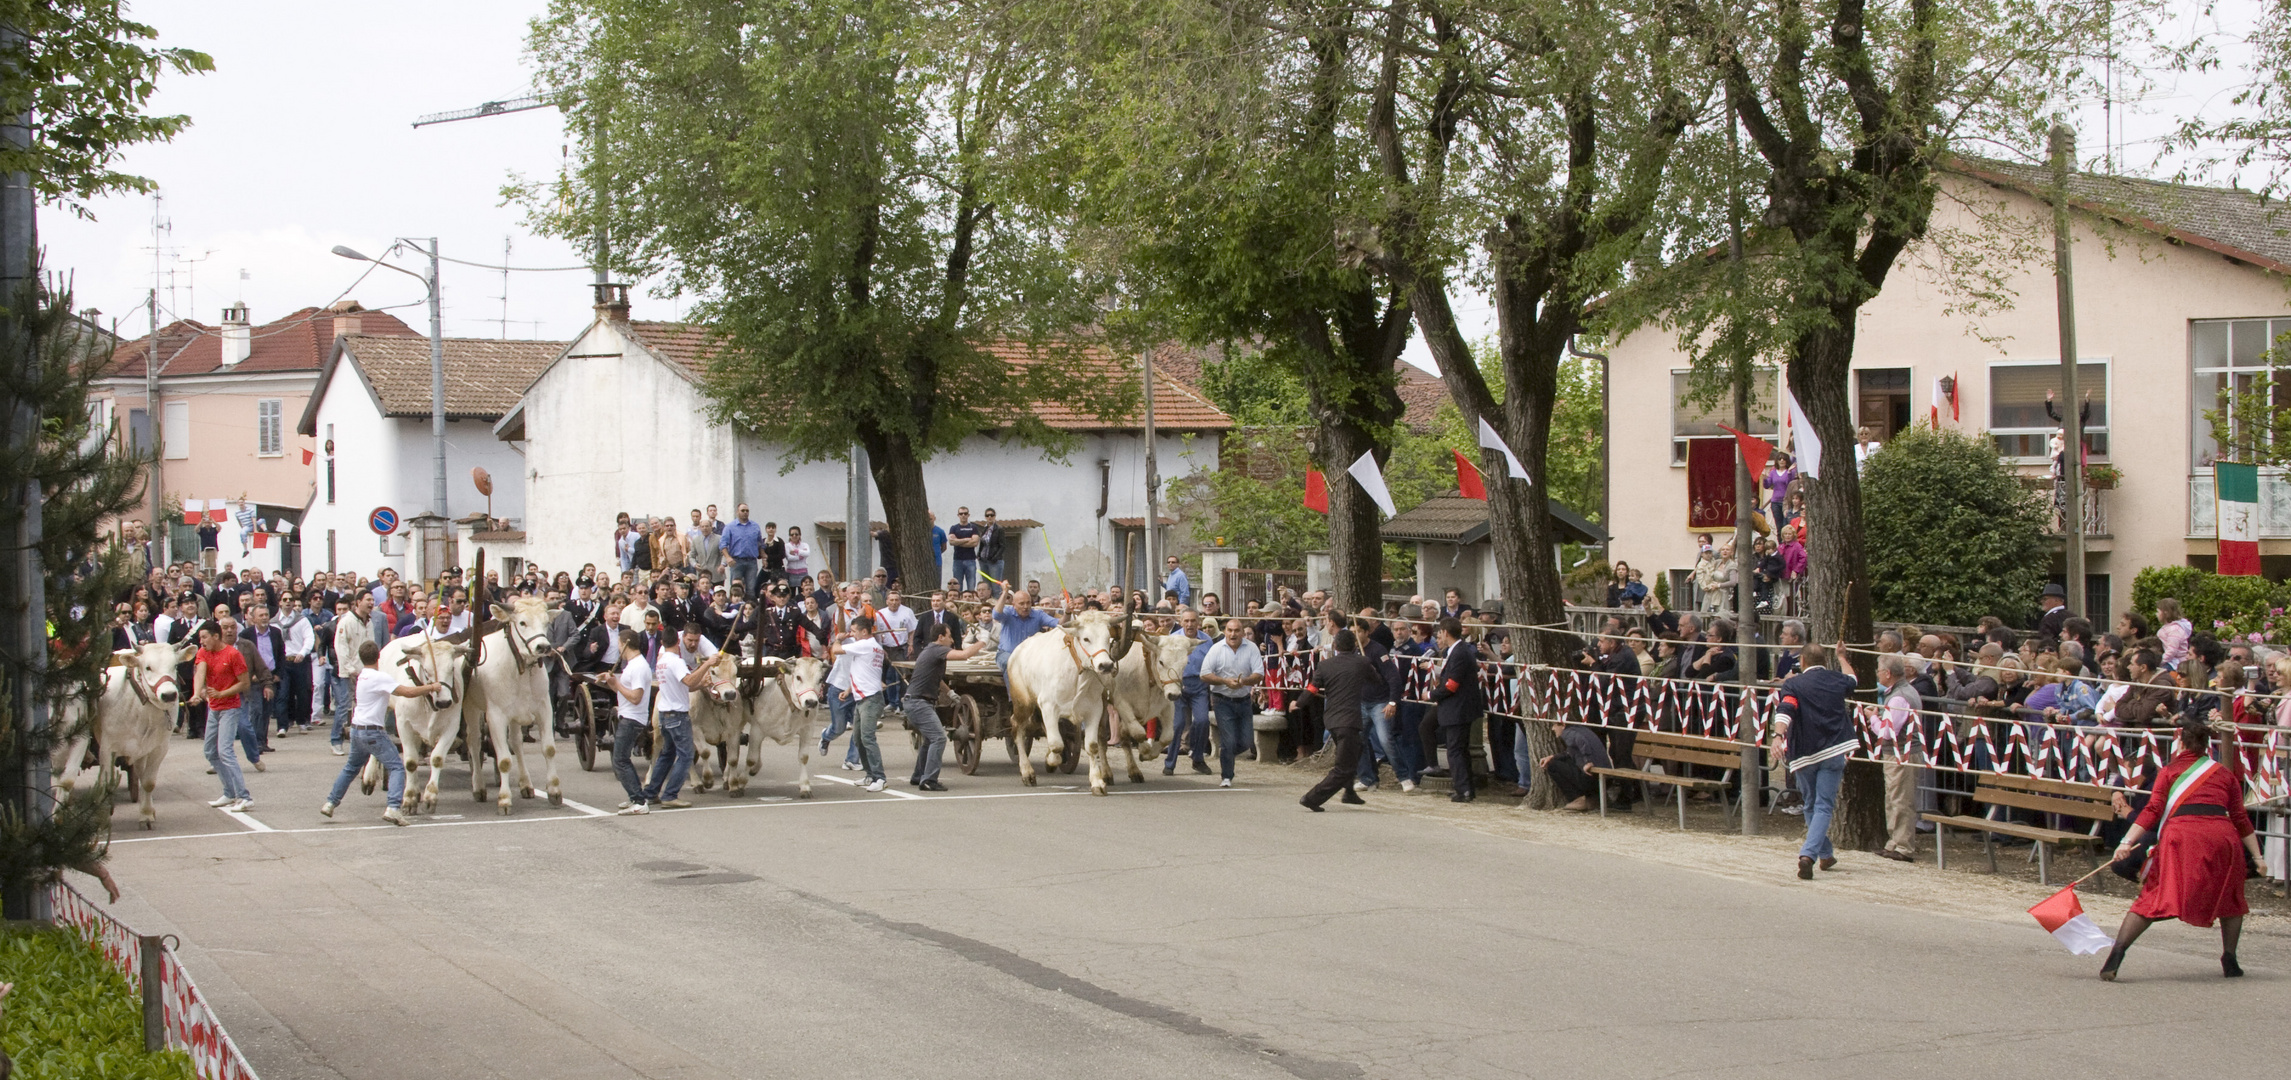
[108,303,420,379]
[341,335,564,420]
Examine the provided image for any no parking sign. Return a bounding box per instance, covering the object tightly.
[369,506,399,535]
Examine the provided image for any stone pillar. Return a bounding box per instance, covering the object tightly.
[1197,547,1239,608]
[1304,550,1331,595]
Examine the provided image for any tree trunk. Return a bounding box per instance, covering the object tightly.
[1316,415,1384,614]
[1787,320,1881,848]
[862,428,938,602]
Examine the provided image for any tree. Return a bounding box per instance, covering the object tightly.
[0,7,206,918]
[1056,1,1412,612]
[522,0,1127,589]
[1860,426,2046,626]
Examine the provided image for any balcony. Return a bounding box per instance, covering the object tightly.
[2189,470,2291,538]
[2019,476,2109,538]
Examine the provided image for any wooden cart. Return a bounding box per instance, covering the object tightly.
[896,657,1080,776]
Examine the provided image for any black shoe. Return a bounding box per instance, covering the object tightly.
[1423,768,1451,778]
[1301,799,1325,812]
[2224,953,2243,978]
[1340,792,1366,805]
[919,780,948,791]
[1450,793,1475,803]
[1162,766,1175,776]
[2100,944,2128,981]
[1191,760,1211,774]
[1797,856,1815,880]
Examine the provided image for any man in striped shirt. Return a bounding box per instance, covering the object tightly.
[1769,641,1859,880]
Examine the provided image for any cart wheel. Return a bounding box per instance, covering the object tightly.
[1057,719,1082,774]
[574,691,598,772]
[951,695,982,775]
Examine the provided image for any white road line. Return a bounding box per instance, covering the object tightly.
[107,785,1249,845]
[808,772,924,799]
[558,798,613,818]
[222,807,274,833]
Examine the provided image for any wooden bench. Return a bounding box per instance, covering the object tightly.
[1920,774,2118,885]
[1587,730,1749,830]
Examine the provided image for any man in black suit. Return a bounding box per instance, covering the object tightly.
[911,589,963,660]
[1426,617,1485,803]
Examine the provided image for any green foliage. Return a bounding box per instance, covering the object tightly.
[1652,572,1670,609]
[1195,353,1311,428]
[0,2,210,217]
[0,926,194,1079]
[2128,566,2291,648]
[0,275,146,901]
[1176,432,1324,570]
[1860,426,2047,626]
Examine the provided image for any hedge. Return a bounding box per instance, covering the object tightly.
[0,926,194,1080]
[2128,565,2291,648]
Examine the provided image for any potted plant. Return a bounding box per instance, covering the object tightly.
[2083,463,2121,489]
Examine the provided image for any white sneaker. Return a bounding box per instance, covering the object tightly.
[319,801,336,818]
[253,759,266,772]
[1219,778,1232,788]
[864,778,886,792]
[208,795,234,808]
[382,807,410,827]
[840,761,860,771]
[1400,779,1418,793]
[616,800,631,810]
[616,803,649,816]
[332,744,347,756]
[227,798,252,812]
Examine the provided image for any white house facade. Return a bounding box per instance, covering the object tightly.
[297,334,562,578]
[498,291,1231,592]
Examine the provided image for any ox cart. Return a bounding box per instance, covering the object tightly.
[894,657,1080,777]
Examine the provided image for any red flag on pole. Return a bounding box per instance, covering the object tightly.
[1452,449,1487,500]
[301,447,314,465]
[252,532,270,549]
[1303,469,1329,514]
[1718,424,1777,474]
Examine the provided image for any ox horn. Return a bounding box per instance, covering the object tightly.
[1109,594,1136,662]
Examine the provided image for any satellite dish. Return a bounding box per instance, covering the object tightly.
[471,467,493,496]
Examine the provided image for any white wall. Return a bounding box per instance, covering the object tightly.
[514,318,1224,588]
[301,363,405,578]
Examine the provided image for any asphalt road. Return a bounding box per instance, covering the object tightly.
[93,722,2288,1080]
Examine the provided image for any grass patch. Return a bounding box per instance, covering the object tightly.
[0,925,194,1080]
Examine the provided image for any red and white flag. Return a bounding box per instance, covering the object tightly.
[2027,885,2114,955]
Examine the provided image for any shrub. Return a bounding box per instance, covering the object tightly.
[2128,565,2291,647]
[1861,426,2049,626]
[0,926,194,1079]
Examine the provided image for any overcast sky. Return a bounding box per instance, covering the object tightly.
[43,0,2275,371]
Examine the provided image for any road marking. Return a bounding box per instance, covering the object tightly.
[222,807,274,833]
[809,772,925,799]
[559,798,612,818]
[108,785,1250,845]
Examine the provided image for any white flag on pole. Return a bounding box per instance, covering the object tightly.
[1477,417,1530,481]
[1347,450,1398,518]
[1787,388,1822,480]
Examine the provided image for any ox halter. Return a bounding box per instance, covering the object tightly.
[124,665,178,708]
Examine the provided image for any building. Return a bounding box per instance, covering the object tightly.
[1602,162,2291,622]
[297,334,563,578]
[101,300,420,572]
[495,286,1233,591]
[1382,493,1607,607]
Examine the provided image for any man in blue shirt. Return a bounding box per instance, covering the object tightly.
[722,503,764,600]
[991,589,1060,671]
[1162,609,1214,776]
[929,511,947,588]
[1161,556,1192,610]
[947,507,982,593]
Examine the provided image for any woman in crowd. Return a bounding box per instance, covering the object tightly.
[1762,452,1795,525]
[2156,597,2192,670]
[784,525,812,583]
[2101,717,2264,981]
[1605,561,1646,608]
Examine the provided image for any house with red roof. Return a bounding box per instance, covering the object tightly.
[493,285,1233,591]
[101,300,421,572]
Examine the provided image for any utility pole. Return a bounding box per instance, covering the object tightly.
[847,443,871,584]
[146,290,162,562]
[424,239,447,519]
[1727,101,1759,836]
[2050,123,2084,618]
[0,18,50,920]
[1142,350,1160,604]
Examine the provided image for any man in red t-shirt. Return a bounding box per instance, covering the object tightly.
[193,623,254,811]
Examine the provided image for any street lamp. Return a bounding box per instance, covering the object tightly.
[333,240,447,519]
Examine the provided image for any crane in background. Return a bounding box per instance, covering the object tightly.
[411,93,607,288]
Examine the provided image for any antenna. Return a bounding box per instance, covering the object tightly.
[497,235,512,339]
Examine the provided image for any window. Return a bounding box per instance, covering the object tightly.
[1669,369,1778,465]
[256,399,283,456]
[2191,318,2291,468]
[126,408,151,457]
[324,423,335,504]
[162,401,189,460]
[1988,360,2109,461]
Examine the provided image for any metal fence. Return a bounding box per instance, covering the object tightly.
[49,880,260,1080]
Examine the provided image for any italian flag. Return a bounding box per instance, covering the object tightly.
[2027,885,2114,955]
[2218,461,2260,576]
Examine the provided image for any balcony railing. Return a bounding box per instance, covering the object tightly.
[2018,476,2109,537]
[2189,469,2291,538]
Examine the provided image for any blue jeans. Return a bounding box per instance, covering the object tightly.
[1793,755,1848,860]
[235,698,264,764]
[1210,695,1254,781]
[904,696,947,784]
[1358,702,1392,786]
[204,705,250,800]
[979,559,1005,596]
[1511,719,1535,795]
[644,711,694,802]
[1164,687,1211,769]
[249,688,281,745]
[331,672,355,745]
[327,726,406,808]
[730,557,759,600]
[852,693,886,782]
[824,687,866,765]
[612,717,649,804]
[1370,702,1421,783]
[953,560,978,592]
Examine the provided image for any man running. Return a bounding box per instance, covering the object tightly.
[321,640,440,826]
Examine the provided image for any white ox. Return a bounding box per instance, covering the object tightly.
[1003,608,1132,794]
[684,652,753,794]
[1109,630,1193,772]
[358,632,473,814]
[53,642,189,829]
[460,596,563,814]
[738,656,828,798]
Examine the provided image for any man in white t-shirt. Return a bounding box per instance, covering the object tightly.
[833,613,890,791]
[601,629,655,814]
[874,589,916,709]
[643,627,708,809]
[320,640,440,826]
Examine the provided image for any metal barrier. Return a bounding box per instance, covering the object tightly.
[49,880,260,1080]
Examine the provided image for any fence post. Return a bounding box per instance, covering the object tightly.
[139,933,164,1053]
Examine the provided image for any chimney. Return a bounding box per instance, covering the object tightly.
[219,303,251,366]
[592,282,631,322]
[330,299,364,340]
